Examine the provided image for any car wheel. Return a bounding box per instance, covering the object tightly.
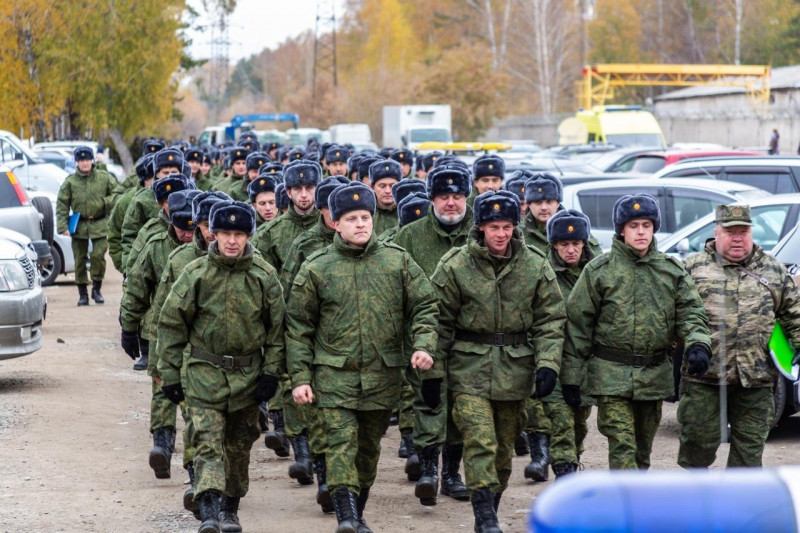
[31,196,54,244]
[40,245,62,286]
[771,375,787,429]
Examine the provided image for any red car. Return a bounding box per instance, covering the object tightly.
[629,150,762,174]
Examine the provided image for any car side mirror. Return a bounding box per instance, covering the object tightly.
[676,238,690,255]
[14,152,24,161]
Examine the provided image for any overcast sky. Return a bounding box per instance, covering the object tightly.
[187,0,346,63]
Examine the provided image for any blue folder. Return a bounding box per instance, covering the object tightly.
[68,213,80,235]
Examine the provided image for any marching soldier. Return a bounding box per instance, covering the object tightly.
[378,178,426,243]
[678,204,800,468]
[466,154,504,209]
[186,148,214,191]
[247,174,281,227]
[390,149,413,178]
[325,145,349,178]
[108,154,153,273]
[275,183,290,216]
[433,190,565,533]
[286,181,439,533]
[561,194,711,470]
[211,148,249,202]
[368,159,401,237]
[157,200,285,533]
[56,146,117,306]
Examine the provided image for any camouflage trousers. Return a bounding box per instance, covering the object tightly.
[677,380,774,468]
[523,398,550,435]
[407,367,462,451]
[544,398,592,466]
[281,377,311,439]
[72,236,108,284]
[321,407,390,496]
[398,377,415,435]
[308,402,327,457]
[150,378,195,466]
[596,396,662,470]
[189,402,260,498]
[451,392,525,497]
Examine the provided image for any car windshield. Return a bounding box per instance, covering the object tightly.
[605,133,663,148]
[773,223,800,265]
[410,129,450,143]
[630,156,667,174]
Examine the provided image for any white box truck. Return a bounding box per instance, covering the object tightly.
[328,123,372,144]
[383,105,452,149]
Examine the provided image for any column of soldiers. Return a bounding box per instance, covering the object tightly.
[55,135,800,533]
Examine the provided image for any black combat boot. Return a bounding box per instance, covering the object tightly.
[77,284,89,306]
[414,445,439,506]
[149,426,175,479]
[404,433,420,482]
[288,433,314,485]
[471,489,503,533]
[524,432,550,482]
[356,486,373,533]
[133,337,149,371]
[263,410,290,457]
[552,462,576,479]
[197,490,222,533]
[91,280,104,304]
[440,444,468,501]
[398,431,411,458]
[184,463,199,519]
[314,455,334,513]
[258,402,269,432]
[332,487,359,533]
[493,492,501,512]
[514,431,529,456]
[218,495,242,533]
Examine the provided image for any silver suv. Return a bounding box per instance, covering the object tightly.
[0,229,45,359]
[651,156,800,194]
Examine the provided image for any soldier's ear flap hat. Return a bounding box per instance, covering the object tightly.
[547,209,590,243]
[230,148,249,164]
[73,146,93,161]
[259,162,284,175]
[209,200,257,236]
[169,190,202,231]
[474,190,521,227]
[153,174,189,204]
[181,161,194,182]
[325,145,349,164]
[275,183,290,210]
[398,192,431,227]
[357,156,382,183]
[287,148,305,161]
[153,148,184,173]
[524,172,563,203]
[328,182,376,221]
[503,176,526,202]
[369,159,403,185]
[192,190,232,222]
[185,149,203,163]
[136,154,156,183]
[247,175,280,203]
[283,160,322,189]
[144,139,166,154]
[473,154,505,180]
[315,175,350,210]
[421,151,443,172]
[392,178,427,205]
[426,164,472,199]
[246,152,270,171]
[613,193,661,234]
[390,149,413,165]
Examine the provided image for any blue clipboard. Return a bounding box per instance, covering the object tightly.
[68,213,80,235]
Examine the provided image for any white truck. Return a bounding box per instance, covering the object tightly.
[382,105,452,150]
[328,123,372,144]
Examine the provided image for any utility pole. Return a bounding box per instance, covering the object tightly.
[312,0,338,101]
[208,4,230,125]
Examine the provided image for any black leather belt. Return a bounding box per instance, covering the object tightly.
[454,330,528,347]
[80,214,106,222]
[594,345,668,367]
[191,346,259,369]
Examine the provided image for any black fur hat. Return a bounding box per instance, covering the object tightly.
[246,152,270,172]
[325,145,349,164]
[524,173,563,203]
[259,162,283,175]
[238,138,260,153]
[209,200,257,236]
[390,149,413,165]
[421,151,443,172]
[192,190,232,223]
[357,156,382,183]
[181,161,193,181]
[136,154,156,184]
[369,159,403,185]
[503,176,526,201]
[230,147,249,163]
[275,183,290,210]
[613,193,661,234]
[169,190,203,231]
[432,155,461,169]
[238,132,258,144]
[153,174,189,204]
[474,190,521,227]
[348,154,364,177]
[287,148,305,161]
[398,192,431,227]
[247,175,280,203]
[201,153,211,166]
[426,164,472,199]
[328,182,376,221]
[473,154,505,180]
[153,148,184,174]
[379,147,395,159]
[319,142,333,161]
[73,146,93,161]
[283,160,322,189]
[315,175,350,209]
[392,178,427,205]
[185,148,203,163]
[143,139,166,154]
[547,209,591,243]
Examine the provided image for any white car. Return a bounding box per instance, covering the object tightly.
[0,228,45,359]
[649,156,800,195]
[33,140,125,181]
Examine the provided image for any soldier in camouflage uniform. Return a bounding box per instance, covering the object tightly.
[679,204,800,468]
[542,209,598,478]
[368,159,401,237]
[378,179,427,242]
[186,148,214,191]
[286,181,439,533]
[56,146,117,306]
[502,173,527,216]
[465,154,504,209]
[247,173,281,228]
[109,139,165,206]
[325,145,349,179]
[121,189,198,479]
[561,194,711,470]
[157,200,285,533]
[433,190,565,533]
[394,164,473,504]
[108,154,153,273]
[211,148,249,202]
[390,149,413,179]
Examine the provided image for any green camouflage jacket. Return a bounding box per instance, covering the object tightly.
[121,186,159,267]
[252,206,320,270]
[156,242,285,411]
[285,234,439,410]
[393,206,474,277]
[279,217,335,295]
[56,167,117,239]
[432,228,566,401]
[192,173,214,192]
[562,237,711,400]
[684,239,800,387]
[521,209,604,257]
[211,174,249,202]
[378,225,399,243]
[107,185,142,272]
[373,206,398,237]
[124,210,169,275]
[110,171,138,207]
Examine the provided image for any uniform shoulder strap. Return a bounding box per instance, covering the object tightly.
[736,266,779,312]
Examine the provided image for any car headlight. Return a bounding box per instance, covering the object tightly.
[0,260,30,291]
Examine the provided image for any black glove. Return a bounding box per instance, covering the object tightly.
[562,385,582,408]
[254,375,279,403]
[532,368,558,399]
[421,378,442,409]
[120,330,140,360]
[162,383,185,405]
[686,344,711,377]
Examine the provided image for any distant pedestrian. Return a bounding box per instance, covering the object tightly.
[768,129,780,155]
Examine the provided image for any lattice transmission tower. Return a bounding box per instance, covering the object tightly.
[313,0,338,100]
[208,5,230,123]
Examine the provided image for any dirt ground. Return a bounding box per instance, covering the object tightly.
[2,263,799,533]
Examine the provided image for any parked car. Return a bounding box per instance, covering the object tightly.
[32,140,124,181]
[624,150,762,174]
[0,229,45,360]
[561,178,769,249]
[650,156,800,195]
[586,146,664,173]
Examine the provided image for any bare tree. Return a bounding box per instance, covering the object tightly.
[465,0,514,70]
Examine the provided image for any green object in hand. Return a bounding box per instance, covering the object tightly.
[769,322,799,380]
